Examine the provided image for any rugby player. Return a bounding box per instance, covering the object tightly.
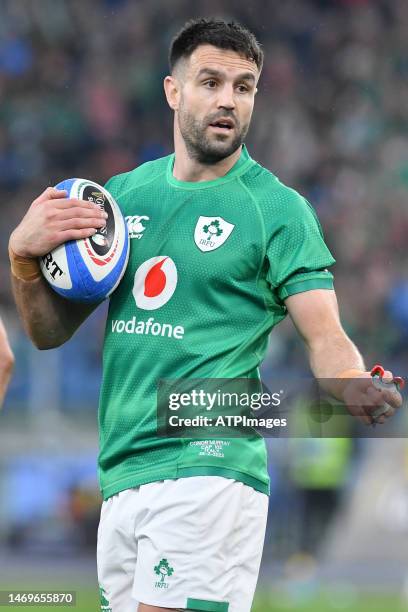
[8,18,402,612]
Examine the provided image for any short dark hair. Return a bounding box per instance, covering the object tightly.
[169,18,263,74]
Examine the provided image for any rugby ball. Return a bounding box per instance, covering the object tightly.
[39,178,129,303]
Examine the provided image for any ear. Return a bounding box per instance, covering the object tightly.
[164,75,181,111]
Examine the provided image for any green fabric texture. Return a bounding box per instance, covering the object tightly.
[98,145,335,500]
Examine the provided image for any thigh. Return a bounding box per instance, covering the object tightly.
[97,489,140,612]
[133,477,268,612]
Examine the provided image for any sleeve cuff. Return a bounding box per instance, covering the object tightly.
[278,272,334,301]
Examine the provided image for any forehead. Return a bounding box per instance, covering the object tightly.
[186,44,258,79]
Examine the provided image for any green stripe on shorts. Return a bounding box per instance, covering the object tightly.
[186,597,229,611]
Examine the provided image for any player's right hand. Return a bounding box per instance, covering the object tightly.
[9,187,108,258]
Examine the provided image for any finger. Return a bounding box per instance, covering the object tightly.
[55,206,108,221]
[370,402,396,422]
[34,187,68,205]
[380,389,403,409]
[56,228,100,242]
[374,414,386,425]
[374,405,395,424]
[348,404,372,426]
[361,413,373,426]
[360,397,382,424]
[58,217,107,232]
[381,370,394,385]
[384,406,395,419]
[370,370,403,408]
[52,198,104,211]
[363,405,378,425]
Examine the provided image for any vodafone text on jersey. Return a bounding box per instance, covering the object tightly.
[111,256,184,340]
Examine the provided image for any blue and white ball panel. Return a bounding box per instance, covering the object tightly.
[41,244,73,290]
[39,179,129,303]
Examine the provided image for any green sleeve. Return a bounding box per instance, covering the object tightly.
[266,195,335,301]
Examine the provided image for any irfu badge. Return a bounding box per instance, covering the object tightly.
[194,216,235,252]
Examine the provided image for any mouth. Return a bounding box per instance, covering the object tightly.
[208,118,234,132]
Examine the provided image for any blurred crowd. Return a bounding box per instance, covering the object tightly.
[0,0,408,568]
[0,0,407,394]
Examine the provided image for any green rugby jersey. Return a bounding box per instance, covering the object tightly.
[99,145,335,500]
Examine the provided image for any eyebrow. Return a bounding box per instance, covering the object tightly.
[196,67,256,83]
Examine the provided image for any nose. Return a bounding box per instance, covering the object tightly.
[217,84,235,110]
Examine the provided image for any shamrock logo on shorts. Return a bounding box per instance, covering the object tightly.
[99,585,111,610]
[154,558,174,584]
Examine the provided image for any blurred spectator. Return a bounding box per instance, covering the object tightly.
[0,0,407,566]
[0,0,406,377]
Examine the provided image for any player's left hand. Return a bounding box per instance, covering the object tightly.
[341,368,404,426]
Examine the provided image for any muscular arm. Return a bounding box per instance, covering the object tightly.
[9,186,107,349]
[11,272,100,349]
[0,317,14,408]
[285,289,402,424]
[285,289,364,385]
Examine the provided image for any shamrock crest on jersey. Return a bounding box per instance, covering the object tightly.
[203,219,223,237]
[194,216,235,252]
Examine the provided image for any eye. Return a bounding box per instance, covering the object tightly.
[237,84,250,93]
[204,80,217,88]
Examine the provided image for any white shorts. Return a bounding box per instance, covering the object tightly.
[97,476,268,612]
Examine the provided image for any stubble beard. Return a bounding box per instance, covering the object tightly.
[177,103,250,165]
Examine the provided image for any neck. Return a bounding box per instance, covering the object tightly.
[172,120,242,182]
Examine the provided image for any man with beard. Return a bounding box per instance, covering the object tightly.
[8,18,402,612]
